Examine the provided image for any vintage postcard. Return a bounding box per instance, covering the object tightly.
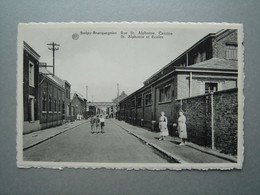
[17,22,244,170]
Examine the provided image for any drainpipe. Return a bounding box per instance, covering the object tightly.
[210,92,215,150]
[189,72,192,97]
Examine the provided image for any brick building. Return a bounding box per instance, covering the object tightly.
[23,41,41,134]
[112,91,127,118]
[119,29,238,154]
[71,92,87,120]
[64,81,71,122]
[38,67,66,129]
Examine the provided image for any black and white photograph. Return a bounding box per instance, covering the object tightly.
[16,22,244,169]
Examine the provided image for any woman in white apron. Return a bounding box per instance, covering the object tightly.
[177,111,187,145]
[159,112,169,141]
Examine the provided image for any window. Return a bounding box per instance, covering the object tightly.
[201,51,207,61]
[29,61,34,87]
[62,101,65,114]
[67,105,70,116]
[71,107,74,116]
[137,96,142,107]
[194,51,207,64]
[159,88,164,102]
[42,93,46,112]
[205,83,218,94]
[62,101,65,119]
[49,95,52,112]
[159,85,171,102]
[66,89,70,99]
[58,100,61,112]
[131,99,135,107]
[145,93,152,105]
[225,43,237,60]
[54,98,57,112]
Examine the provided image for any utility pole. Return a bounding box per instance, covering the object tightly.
[47,42,60,76]
[117,83,119,105]
[86,85,88,101]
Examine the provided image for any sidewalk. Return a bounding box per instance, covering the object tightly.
[23,120,89,150]
[111,119,237,163]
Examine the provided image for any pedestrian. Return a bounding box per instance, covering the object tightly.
[90,115,96,133]
[100,115,105,133]
[159,111,169,141]
[177,111,187,145]
[96,115,100,132]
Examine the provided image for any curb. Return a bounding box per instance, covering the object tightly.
[185,143,237,163]
[111,120,187,164]
[112,120,236,163]
[23,120,89,150]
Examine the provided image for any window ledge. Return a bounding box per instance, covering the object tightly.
[49,111,53,113]
[158,100,172,105]
[42,111,47,114]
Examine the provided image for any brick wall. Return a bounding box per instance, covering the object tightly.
[39,75,65,129]
[213,30,237,59]
[23,49,39,122]
[176,88,238,155]
[213,89,238,154]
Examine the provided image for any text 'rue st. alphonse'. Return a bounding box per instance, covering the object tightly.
[121,31,173,39]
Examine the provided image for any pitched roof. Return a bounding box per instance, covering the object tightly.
[39,67,65,88]
[143,29,237,85]
[23,41,41,60]
[71,90,86,101]
[186,58,237,70]
[113,91,128,103]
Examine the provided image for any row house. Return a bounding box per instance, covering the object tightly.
[119,29,238,133]
[71,92,87,120]
[38,67,66,129]
[23,41,41,133]
[23,41,72,133]
[112,91,128,118]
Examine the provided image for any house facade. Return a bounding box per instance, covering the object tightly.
[112,91,127,118]
[38,67,66,129]
[23,41,41,134]
[71,92,87,120]
[119,29,238,134]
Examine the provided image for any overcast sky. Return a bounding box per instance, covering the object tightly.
[20,23,222,102]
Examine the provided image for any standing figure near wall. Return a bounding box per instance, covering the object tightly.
[177,111,187,145]
[159,112,169,141]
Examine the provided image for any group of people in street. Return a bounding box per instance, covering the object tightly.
[90,115,105,133]
[159,111,187,145]
[89,111,186,144]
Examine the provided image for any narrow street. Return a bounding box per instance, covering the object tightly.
[23,119,174,163]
